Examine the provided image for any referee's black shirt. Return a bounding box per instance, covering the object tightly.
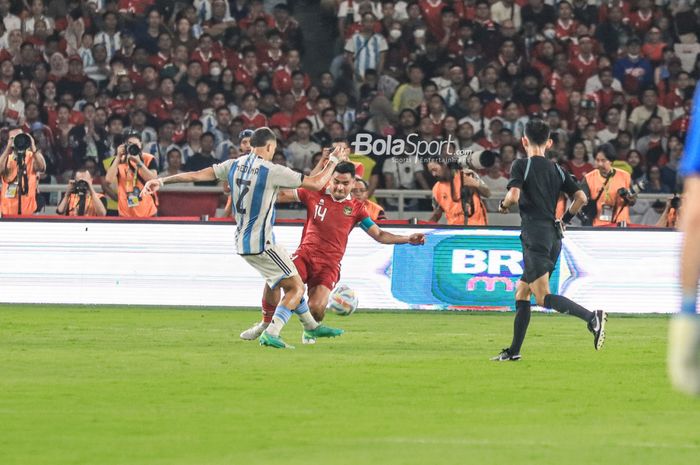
[507,156,580,226]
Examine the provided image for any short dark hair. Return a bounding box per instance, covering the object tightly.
[250,127,276,147]
[524,118,550,145]
[334,161,356,177]
[595,143,617,162]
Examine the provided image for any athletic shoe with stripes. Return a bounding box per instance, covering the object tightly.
[588,310,607,350]
[491,348,521,361]
[240,321,269,340]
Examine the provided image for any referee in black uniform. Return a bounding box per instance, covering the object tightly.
[493,118,607,361]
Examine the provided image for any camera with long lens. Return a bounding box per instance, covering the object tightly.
[448,150,497,171]
[126,143,141,157]
[73,179,90,196]
[13,133,32,164]
[617,179,646,202]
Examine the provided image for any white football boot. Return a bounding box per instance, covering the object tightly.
[240,322,269,341]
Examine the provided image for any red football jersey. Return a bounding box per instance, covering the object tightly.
[295,188,372,265]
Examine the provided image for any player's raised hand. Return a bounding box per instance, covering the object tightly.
[141,178,163,197]
[339,146,351,161]
[408,233,425,245]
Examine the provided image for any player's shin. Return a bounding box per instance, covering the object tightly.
[543,294,593,322]
[266,305,293,337]
[293,297,320,331]
[262,297,276,324]
[510,300,531,355]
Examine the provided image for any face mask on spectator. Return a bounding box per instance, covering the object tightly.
[414,29,425,39]
[543,29,555,39]
[210,66,222,77]
[390,29,402,40]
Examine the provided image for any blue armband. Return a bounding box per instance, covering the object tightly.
[359,217,375,231]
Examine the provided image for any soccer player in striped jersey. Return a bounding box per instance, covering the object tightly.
[240,150,425,344]
[668,86,700,395]
[143,127,348,349]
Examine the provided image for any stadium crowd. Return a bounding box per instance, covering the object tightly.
[0,0,696,226]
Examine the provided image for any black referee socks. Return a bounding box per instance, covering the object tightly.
[543,294,594,322]
[510,300,531,355]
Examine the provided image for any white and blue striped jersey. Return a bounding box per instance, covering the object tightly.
[213,154,303,255]
[681,86,700,177]
[344,33,388,80]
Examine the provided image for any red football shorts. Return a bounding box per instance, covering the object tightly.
[291,248,340,290]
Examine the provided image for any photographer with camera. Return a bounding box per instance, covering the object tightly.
[0,129,46,216]
[426,151,494,226]
[56,168,107,217]
[104,133,158,218]
[581,143,638,226]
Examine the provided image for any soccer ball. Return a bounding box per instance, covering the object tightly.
[328,285,358,316]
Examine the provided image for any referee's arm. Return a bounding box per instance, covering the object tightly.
[561,174,588,223]
[499,159,524,213]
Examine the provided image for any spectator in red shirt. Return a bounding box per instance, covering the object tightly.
[427,94,448,136]
[629,0,655,35]
[419,0,446,39]
[109,74,134,118]
[555,1,578,42]
[566,140,594,181]
[191,34,223,76]
[235,46,259,89]
[435,7,461,56]
[148,77,176,122]
[272,48,309,95]
[571,35,598,88]
[484,80,513,118]
[257,30,285,74]
[270,93,296,140]
[642,27,666,65]
[239,92,268,129]
[149,33,173,69]
[119,0,154,17]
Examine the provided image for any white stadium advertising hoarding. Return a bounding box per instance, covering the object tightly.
[0,220,685,313]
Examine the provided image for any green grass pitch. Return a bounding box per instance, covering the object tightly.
[1,306,699,465]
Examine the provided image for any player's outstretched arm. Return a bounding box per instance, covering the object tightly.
[300,146,347,191]
[142,167,217,196]
[365,223,425,245]
[277,189,298,203]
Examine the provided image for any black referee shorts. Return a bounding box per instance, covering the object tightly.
[520,222,561,284]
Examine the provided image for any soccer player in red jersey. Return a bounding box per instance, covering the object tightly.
[240,149,425,344]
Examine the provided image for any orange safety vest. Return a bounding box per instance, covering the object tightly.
[1,151,38,215]
[116,153,157,217]
[432,174,488,226]
[363,199,385,221]
[584,168,631,226]
[64,191,105,216]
